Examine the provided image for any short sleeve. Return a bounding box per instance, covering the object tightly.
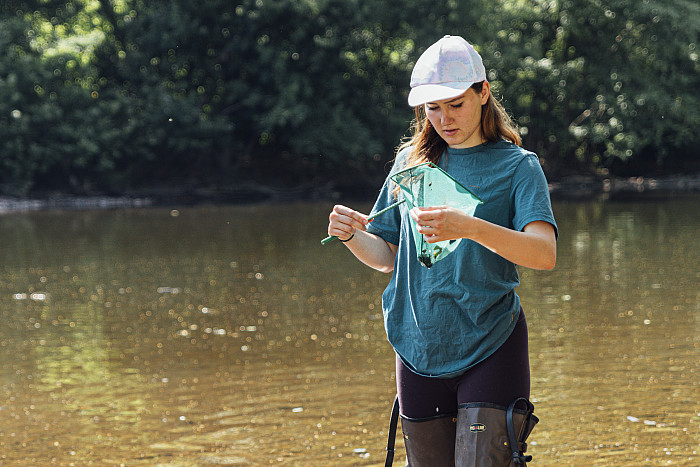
[365,149,412,246]
[511,154,558,238]
[366,177,402,246]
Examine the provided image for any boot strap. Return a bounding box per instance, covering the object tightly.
[385,395,400,466]
[507,397,535,464]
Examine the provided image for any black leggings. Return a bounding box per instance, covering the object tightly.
[396,309,530,419]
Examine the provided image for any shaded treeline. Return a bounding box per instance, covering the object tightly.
[1,0,698,198]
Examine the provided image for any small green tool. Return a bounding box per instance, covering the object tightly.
[320,199,405,245]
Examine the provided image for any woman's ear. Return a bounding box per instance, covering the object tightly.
[480,81,491,105]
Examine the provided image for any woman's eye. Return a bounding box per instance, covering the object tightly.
[427,106,438,111]
[450,103,463,108]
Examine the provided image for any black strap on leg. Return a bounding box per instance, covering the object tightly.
[507,397,534,465]
[385,395,400,466]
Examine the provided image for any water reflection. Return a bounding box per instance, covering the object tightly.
[0,198,697,465]
[518,197,699,466]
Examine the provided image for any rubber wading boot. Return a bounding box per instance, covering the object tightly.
[455,398,538,466]
[400,413,457,466]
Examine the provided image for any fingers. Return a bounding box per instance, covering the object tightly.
[328,205,370,240]
[410,206,445,229]
[409,205,445,222]
[330,205,370,228]
[409,206,453,243]
[415,224,440,243]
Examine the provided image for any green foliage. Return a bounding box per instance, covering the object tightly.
[0,0,698,196]
[469,0,700,175]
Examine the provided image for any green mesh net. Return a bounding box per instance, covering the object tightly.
[390,162,483,268]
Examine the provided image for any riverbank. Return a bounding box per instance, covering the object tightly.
[0,195,154,214]
[548,173,700,200]
[1,173,698,213]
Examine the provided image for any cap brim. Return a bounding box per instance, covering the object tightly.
[407,83,473,107]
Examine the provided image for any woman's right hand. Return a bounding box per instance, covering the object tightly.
[327,205,370,242]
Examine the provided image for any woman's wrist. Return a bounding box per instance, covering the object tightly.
[339,230,355,242]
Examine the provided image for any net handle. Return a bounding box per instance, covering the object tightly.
[321,199,405,245]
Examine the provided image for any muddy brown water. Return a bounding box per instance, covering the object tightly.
[0,197,697,465]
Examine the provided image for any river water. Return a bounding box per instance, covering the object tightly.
[0,196,697,466]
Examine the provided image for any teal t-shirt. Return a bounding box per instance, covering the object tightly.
[367,140,557,378]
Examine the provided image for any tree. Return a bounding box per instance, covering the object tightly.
[465,0,700,176]
[0,0,698,197]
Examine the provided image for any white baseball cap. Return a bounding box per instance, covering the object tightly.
[408,35,486,107]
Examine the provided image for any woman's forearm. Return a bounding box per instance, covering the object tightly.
[411,207,556,270]
[327,204,398,273]
[467,219,556,270]
[343,229,398,273]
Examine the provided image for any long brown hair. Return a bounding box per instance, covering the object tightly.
[395,81,521,174]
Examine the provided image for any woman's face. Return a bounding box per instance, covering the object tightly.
[424,82,490,149]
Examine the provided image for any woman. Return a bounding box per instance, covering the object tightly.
[327,35,557,466]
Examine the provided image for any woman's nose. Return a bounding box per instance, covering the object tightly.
[441,109,452,125]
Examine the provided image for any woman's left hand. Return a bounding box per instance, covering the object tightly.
[410,206,472,243]
[412,206,557,270]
